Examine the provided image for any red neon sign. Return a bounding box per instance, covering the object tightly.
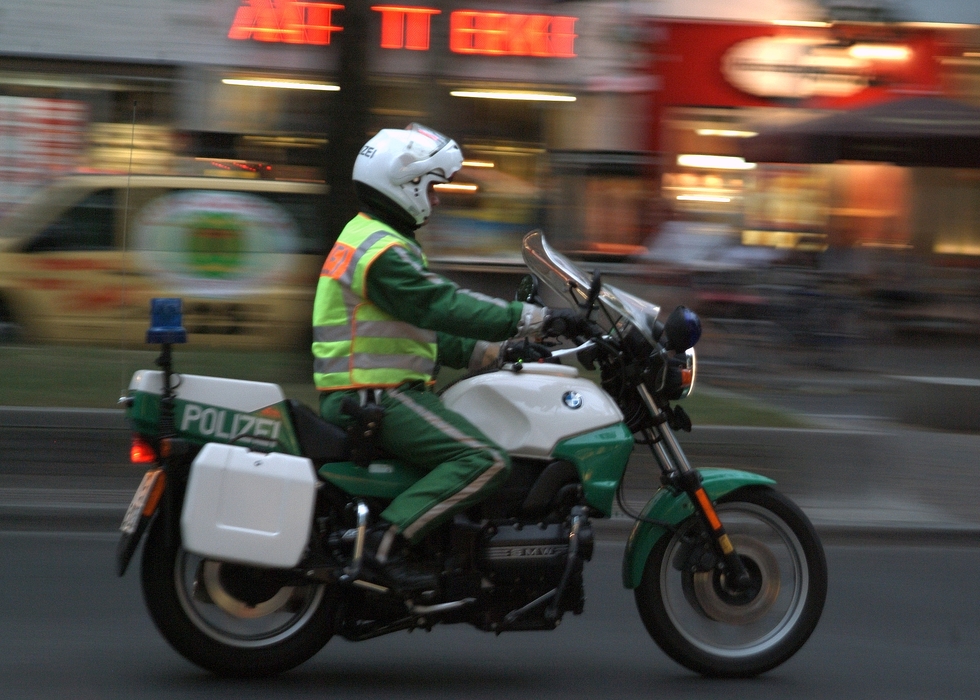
[228,3,578,57]
[228,0,343,45]
[372,6,441,50]
[449,11,577,57]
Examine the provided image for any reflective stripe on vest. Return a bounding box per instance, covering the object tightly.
[312,215,438,391]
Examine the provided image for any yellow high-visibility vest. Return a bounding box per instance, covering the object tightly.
[312,214,437,391]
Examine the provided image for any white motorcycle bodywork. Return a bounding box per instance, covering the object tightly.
[441,363,624,458]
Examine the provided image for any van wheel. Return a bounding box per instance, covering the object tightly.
[0,298,22,343]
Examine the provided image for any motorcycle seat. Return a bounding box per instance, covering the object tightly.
[286,399,352,467]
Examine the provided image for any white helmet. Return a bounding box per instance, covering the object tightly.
[352,123,463,226]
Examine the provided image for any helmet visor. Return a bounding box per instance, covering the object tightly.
[406,123,452,155]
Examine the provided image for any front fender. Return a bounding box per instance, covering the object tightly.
[621,468,776,589]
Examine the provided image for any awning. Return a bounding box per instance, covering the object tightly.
[741,96,980,168]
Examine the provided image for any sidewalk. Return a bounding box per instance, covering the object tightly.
[2,402,980,542]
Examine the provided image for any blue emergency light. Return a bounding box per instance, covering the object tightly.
[146,298,187,345]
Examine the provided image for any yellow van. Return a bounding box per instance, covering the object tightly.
[0,175,328,349]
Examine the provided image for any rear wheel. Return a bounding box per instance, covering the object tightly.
[635,487,827,677]
[140,515,337,677]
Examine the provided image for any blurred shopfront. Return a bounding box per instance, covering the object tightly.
[646,17,980,272]
[0,1,656,261]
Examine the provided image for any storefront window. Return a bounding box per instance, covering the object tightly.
[915,168,980,256]
[743,164,830,251]
[421,144,545,259]
[544,152,654,259]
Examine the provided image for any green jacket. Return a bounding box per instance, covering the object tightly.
[313,213,526,391]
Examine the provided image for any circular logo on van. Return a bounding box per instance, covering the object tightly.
[133,190,300,294]
[563,391,583,410]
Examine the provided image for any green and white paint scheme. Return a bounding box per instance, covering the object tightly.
[127,370,303,455]
[127,366,775,582]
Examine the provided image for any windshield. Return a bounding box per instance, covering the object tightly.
[522,230,661,345]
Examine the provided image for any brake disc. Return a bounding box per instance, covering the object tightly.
[689,534,781,625]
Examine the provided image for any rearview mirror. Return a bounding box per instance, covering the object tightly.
[516,274,540,304]
[580,269,601,313]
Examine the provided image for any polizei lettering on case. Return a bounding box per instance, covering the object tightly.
[180,404,282,450]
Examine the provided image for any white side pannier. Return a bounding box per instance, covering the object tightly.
[181,443,317,568]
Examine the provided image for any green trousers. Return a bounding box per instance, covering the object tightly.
[320,386,511,543]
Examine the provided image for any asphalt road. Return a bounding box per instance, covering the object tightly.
[3,532,980,700]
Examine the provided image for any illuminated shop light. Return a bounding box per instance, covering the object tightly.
[695,129,759,138]
[677,154,756,170]
[450,90,576,102]
[848,44,911,61]
[902,22,976,29]
[965,52,980,58]
[222,78,340,91]
[677,194,732,203]
[433,183,478,192]
[462,160,495,168]
[934,243,980,255]
[743,230,828,251]
[771,19,832,27]
[860,241,913,250]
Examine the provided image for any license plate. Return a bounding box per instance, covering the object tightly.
[120,468,164,535]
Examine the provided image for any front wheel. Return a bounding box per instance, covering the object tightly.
[635,487,827,677]
[140,514,337,677]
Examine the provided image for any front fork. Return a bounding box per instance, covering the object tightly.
[637,385,752,590]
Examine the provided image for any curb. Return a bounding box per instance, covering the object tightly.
[591,518,980,546]
[0,407,126,429]
[5,508,979,545]
[3,407,980,542]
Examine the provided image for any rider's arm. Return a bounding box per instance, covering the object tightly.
[435,333,482,370]
[365,244,535,341]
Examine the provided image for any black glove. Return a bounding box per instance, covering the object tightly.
[542,307,592,339]
[500,338,553,364]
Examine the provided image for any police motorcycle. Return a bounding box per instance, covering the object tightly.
[117,230,826,679]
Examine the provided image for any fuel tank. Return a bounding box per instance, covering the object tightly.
[441,363,623,458]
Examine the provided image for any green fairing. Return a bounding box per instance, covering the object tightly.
[318,461,428,499]
[320,424,634,504]
[551,423,635,517]
[620,468,777,590]
[128,391,161,436]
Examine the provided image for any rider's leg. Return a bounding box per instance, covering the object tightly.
[377,386,511,544]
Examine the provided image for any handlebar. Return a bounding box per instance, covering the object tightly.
[548,339,597,361]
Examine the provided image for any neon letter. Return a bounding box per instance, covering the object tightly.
[229,0,344,45]
[449,11,577,57]
[372,6,441,50]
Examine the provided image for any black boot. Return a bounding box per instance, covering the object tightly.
[363,522,437,594]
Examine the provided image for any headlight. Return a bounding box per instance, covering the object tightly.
[659,347,696,401]
[678,347,696,399]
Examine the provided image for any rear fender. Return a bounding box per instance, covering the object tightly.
[116,440,195,577]
[621,468,776,589]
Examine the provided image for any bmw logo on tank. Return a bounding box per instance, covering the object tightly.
[562,390,583,409]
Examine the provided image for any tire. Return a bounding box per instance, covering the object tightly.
[635,486,827,677]
[0,297,23,343]
[140,514,337,677]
